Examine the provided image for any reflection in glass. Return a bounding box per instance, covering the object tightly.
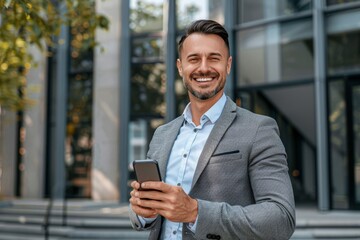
[237,19,313,86]
[128,119,165,167]
[281,20,314,81]
[237,27,266,86]
[329,80,349,209]
[328,31,360,75]
[130,0,163,33]
[175,75,189,116]
[66,73,93,198]
[238,0,312,24]
[327,0,360,5]
[327,10,360,75]
[352,85,360,203]
[131,63,166,117]
[132,36,163,62]
[70,49,93,73]
[176,0,225,29]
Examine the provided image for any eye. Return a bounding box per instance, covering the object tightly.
[188,57,199,63]
[210,57,220,61]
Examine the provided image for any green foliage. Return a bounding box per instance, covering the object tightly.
[0,0,109,110]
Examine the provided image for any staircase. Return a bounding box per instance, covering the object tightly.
[2,200,360,240]
[291,207,360,239]
[0,199,149,240]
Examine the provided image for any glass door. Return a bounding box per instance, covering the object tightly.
[348,80,360,209]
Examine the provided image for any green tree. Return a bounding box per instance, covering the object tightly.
[0,0,109,110]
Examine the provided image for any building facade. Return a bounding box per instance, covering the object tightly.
[0,0,359,211]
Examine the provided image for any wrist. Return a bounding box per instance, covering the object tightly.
[189,198,198,223]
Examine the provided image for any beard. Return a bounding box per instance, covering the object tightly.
[184,74,225,100]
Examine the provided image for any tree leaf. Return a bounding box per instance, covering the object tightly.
[4,0,12,8]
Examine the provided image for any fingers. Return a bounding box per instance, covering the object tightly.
[129,192,158,218]
[130,180,140,190]
[130,200,157,218]
[141,181,171,192]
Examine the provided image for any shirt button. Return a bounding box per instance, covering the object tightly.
[173,230,177,235]
[183,154,187,158]
[177,183,181,186]
[193,129,197,132]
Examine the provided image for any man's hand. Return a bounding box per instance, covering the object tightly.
[129,181,198,223]
[129,181,158,219]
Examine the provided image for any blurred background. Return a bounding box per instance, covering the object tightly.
[0,0,360,239]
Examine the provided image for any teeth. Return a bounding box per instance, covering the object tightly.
[196,78,212,82]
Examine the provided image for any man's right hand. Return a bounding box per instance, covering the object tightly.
[129,180,158,218]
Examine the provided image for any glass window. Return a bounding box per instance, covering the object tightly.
[237,26,266,86]
[70,49,93,73]
[131,36,164,62]
[281,19,314,81]
[327,10,360,75]
[329,80,349,209]
[130,0,164,33]
[131,63,166,118]
[175,75,189,116]
[237,19,313,86]
[176,0,225,30]
[66,73,93,198]
[128,119,164,166]
[352,85,360,204]
[327,0,360,5]
[238,0,312,24]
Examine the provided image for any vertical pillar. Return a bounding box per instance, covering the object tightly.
[52,2,69,199]
[0,109,17,197]
[224,0,235,99]
[22,45,47,198]
[313,0,330,210]
[92,0,121,201]
[164,0,176,122]
[119,0,131,203]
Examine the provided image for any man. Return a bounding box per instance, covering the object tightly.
[129,19,295,240]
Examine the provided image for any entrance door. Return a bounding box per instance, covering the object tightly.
[348,80,360,209]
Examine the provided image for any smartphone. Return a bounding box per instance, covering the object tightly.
[133,159,162,190]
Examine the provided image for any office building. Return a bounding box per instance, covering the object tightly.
[0,0,359,211]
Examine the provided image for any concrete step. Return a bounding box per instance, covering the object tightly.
[291,228,360,239]
[0,199,147,240]
[0,222,149,239]
[0,203,129,219]
[0,214,132,228]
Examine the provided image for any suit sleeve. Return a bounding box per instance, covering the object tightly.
[191,117,296,240]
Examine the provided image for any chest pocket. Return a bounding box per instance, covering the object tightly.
[209,149,242,164]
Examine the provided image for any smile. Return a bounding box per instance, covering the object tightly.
[195,77,213,82]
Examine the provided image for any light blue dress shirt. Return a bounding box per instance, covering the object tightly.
[140,94,227,240]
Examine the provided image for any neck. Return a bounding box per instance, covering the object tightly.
[189,92,223,126]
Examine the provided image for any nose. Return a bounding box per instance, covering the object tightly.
[198,59,211,73]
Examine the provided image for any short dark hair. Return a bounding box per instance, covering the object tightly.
[178,19,230,56]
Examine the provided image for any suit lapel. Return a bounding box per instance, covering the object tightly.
[191,97,237,188]
[158,116,184,179]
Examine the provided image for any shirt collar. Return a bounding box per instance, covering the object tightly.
[183,94,227,125]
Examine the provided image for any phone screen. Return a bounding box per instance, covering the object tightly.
[133,159,162,186]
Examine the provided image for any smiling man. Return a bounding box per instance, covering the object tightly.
[129,19,295,240]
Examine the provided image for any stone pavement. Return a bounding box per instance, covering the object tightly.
[0,199,360,239]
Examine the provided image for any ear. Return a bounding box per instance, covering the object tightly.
[176,59,183,77]
[227,56,232,75]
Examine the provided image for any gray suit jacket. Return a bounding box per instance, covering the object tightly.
[129,97,296,240]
